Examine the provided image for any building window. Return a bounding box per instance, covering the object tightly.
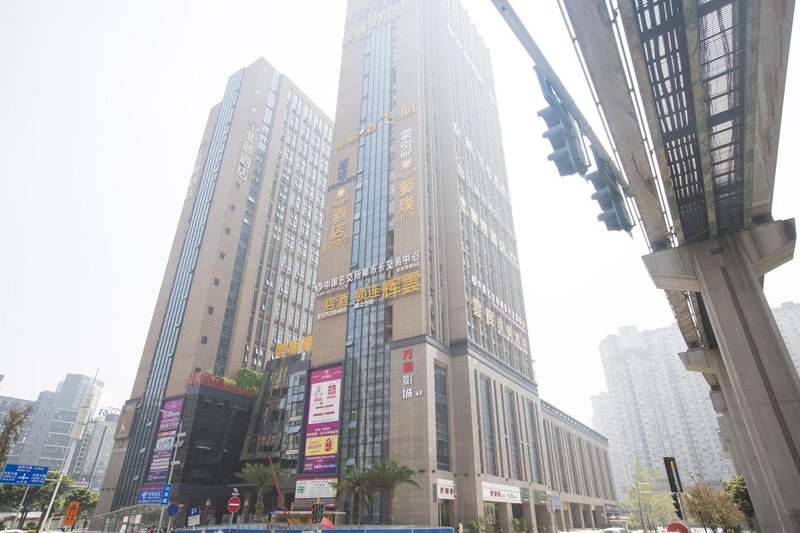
[480,377,496,475]
[506,390,520,480]
[230,204,236,212]
[434,366,450,470]
[527,401,543,484]
[213,278,220,286]
[201,336,208,345]
[208,306,214,315]
[225,227,231,235]
[219,252,226,260]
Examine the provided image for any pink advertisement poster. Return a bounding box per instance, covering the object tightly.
[300,365,342,475]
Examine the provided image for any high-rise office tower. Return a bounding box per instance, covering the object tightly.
[592,325,734,497]
[9,374,101,472]
[69,411,119,492]
[308,0,614,529]
[96,58,333,520]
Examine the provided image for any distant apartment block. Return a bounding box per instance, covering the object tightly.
[591,325,734,498]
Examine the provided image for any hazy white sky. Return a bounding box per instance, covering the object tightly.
[1,1,798,426]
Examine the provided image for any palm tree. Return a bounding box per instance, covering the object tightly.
[235,462,284,519]
[366,458,420,524]
[333,469,374,524]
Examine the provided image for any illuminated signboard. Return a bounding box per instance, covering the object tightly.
[300,365,342,475]
[144,397,183,484]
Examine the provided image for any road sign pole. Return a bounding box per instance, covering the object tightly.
[157,415,182,533]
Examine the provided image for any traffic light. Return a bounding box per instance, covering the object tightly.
[536,69,589,177]
[585,149,634,232]
[664,456,684,493]
[671,492,683,520]
[311,502,323,524]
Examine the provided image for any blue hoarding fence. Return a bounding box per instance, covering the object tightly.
[0,464,49,486]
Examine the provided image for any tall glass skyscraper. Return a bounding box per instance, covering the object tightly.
[95,58,332,520]
[309,0,613,528]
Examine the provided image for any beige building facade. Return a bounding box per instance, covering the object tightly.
[95,58,332,521]
[309,0,616,529]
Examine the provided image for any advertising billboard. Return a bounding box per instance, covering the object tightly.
[114,399,138,441]
[144,397,183,484]
[300,365,342,475]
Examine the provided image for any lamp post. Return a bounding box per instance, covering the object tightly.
[156,409,183,533]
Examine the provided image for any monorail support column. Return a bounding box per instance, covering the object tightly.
[643,219,799,532]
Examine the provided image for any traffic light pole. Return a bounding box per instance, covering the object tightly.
[490,0,632,196]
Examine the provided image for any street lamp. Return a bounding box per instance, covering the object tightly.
[156,409,183,533]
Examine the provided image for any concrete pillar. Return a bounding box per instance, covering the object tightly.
[522,499,537,533]
[681,348,770,531]
[643,219,800,531]
[497,503,512,533]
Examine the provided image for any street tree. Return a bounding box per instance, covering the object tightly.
[721,475,755,530]
[6,471,75,529]
[622,461,677,531]
[685,483,745,532]
[333,469,374,524]
[365,458,419,524]
[234,462,283,519]
[0,404,33,466]
[61,487,98,520]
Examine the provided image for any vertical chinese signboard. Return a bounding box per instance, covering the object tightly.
[144,397,183,484]
[300,365,343,475]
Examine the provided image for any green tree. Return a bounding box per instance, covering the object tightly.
[61,487,98,520]
[7,471,75,529]
[365,458,419,524]
[621,461,677,531]
[722,475,755,530]
[685,483,745,532]
[333,469,374,524]
[0,483,27,512]
[235,462,283,519]
[0,404,33,466]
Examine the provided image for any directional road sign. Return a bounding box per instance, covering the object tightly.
[0,464,49,486]
[161,483,172,506]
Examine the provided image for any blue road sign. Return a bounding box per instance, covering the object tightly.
[161,483,173,506]
[0,464,49,486]
[188,506,200,517]
[167,503,180,517]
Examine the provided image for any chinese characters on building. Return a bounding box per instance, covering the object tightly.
[235,122,259,180]
[400,348,424,400]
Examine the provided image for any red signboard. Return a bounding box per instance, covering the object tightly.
[667,523,689,533]
[227,496,241,513]
[64,501,80,526]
